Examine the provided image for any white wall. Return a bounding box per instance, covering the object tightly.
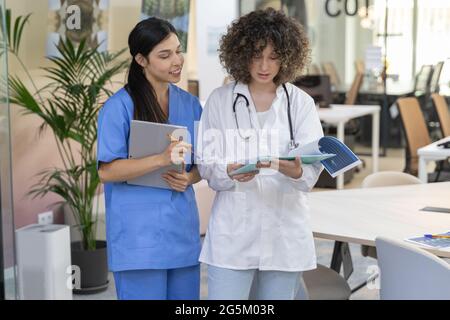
[196,0,238,101]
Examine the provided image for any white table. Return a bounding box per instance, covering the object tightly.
[318,104,381,189]
[417,136,450,183]
[309,182,450,258]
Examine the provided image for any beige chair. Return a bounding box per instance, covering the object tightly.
[431,93,450,137]
[361,171,422,189]
[345,72,364,105]
[193,180,215,236]
[297,265,352,300]
[376,237,450,300]
[360,171,422,259]
[397,97,431,176]
[355,60,365,74]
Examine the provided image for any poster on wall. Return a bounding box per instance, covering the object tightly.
[47,0,109,57]
[141,0,190,52]
[239,0,308,30]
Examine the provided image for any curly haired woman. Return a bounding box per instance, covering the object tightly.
[196,8,324,300]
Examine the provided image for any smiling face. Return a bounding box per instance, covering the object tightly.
[135,32,184,85]
[248,43,281,86]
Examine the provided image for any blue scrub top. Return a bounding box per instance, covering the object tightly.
[97,84,203,272]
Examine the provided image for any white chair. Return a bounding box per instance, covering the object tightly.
[376,237,450,300]
[360,172,422,260]
[361,171,422,189]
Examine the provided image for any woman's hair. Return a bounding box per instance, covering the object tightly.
[126,17,177,123]
[219,8,310,85]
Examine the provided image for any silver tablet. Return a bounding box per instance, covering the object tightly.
[127,120,189,189]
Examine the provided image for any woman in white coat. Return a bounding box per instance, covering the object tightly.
[196,8,324,300]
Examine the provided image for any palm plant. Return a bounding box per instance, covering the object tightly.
[3,10,128,250]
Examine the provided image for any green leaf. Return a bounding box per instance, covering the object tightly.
[11,30,128,250]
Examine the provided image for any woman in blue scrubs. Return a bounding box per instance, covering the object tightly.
[96,17,203,300]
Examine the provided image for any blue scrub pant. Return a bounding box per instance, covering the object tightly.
[113,264,200,300]
[207,265,302,300]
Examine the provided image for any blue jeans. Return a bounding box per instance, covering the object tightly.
[207,265,302,300]
[113,264,200,300]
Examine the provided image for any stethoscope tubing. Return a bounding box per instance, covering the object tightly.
[232,83,298,150]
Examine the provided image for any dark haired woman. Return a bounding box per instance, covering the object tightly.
[97,17,202,300]
[196,8,324,299]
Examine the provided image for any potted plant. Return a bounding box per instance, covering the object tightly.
[4,10,128,293]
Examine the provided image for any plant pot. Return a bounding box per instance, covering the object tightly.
[71,240,109,294]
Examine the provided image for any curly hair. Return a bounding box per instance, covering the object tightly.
[219,7,310,85]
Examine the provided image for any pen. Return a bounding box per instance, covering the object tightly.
[424,234,450,239]
[167,134,192,147]
[167,133,182,143]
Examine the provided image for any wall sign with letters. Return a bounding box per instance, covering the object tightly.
[325,0,370,17]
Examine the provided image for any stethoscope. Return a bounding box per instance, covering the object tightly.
[232,83,299,151]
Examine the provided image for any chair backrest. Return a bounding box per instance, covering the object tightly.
[429,61,444,93]
[431,93,450,137]
[361,171,422,188]
[321,62,341,87]
[355,60,365,74]
[345,72,364,105]
[397,97,431,175]
[413,65,434,95]
[376,237,450,300]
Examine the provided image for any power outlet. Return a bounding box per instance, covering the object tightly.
[38,211,54,225]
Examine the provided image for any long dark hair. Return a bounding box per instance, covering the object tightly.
[126,17,177,123]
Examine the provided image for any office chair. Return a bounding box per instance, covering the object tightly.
[429,61,444,94]
[359,172,422,259]
[249,262,352,300]
[430,93,450,182]
[397,97,432,177]
[425,62,445,138]
[431,93,450,137]
[355,60,365,74]
[376,237,450,300]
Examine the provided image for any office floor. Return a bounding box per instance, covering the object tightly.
[74,146,411,300]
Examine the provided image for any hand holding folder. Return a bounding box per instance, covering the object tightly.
[228,136,360,177]
[228,154,335,176]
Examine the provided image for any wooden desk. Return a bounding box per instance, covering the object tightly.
[318,104,381,189]
[309,182,450,258]
[417,136,450,183]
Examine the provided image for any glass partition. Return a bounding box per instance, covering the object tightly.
[0,0,17,300]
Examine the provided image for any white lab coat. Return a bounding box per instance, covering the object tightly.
[196,82,324,272]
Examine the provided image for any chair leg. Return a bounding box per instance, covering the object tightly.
[434,161,442,182]
[350,272,380,294]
